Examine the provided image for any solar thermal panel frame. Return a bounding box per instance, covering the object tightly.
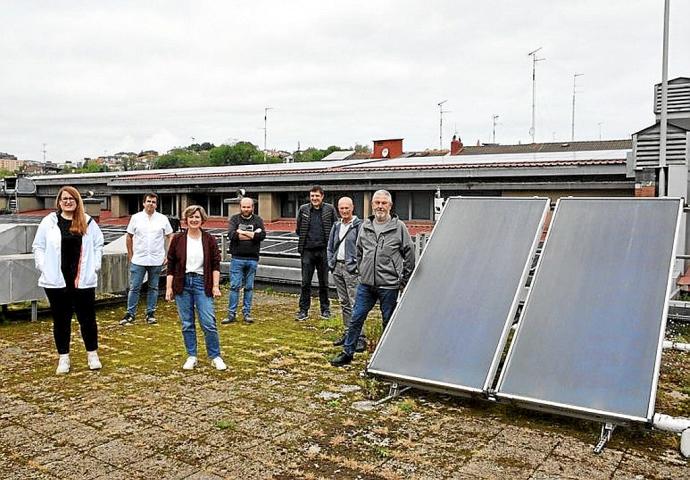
[366,196,550,396]
[494,197,683,425]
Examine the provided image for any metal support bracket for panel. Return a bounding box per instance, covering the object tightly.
[374,383,411,406]
[593,422,616,454]
[31,300,38,322]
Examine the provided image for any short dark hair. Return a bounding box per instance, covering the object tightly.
[310,185,324,195]
[143,192,158,202]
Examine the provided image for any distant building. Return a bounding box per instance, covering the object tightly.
[0,153,22,172]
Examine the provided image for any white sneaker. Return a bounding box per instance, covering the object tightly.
[182,356,197,370]
[211,356,227,371]
[87,351,102,370]
[56,354,70,374]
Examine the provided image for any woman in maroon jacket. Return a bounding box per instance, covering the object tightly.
[165,205,226,371]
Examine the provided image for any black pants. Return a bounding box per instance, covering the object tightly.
[45,287,98,355]
[298,248,330,314]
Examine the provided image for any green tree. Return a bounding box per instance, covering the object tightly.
[154,149,199,169]
[209,142,270,166]
[75,161,109,173]
[293,145,342,162]
[0,168,13,179]
[352,143,371,154]
[188,142,216,152]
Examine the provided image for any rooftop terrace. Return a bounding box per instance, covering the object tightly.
[1,289,689,479]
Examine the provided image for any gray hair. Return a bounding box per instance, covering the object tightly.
[372,189,392,202]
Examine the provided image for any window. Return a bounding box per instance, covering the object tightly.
[411,192,432,220]
[393,192,410,220]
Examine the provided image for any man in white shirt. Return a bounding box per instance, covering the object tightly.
[120,193,173,325]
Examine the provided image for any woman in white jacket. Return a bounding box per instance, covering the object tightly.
[32,186,104,374]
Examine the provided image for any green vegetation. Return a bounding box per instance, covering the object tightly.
[214,419,237,430]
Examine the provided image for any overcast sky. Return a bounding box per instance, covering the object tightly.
[1,1,689,162]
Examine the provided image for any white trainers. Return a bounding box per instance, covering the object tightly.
[56,354,70,374]
[211,356,227,371]
[182,356,197,370]
[87,351,102,370]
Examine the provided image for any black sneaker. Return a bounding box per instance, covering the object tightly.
[221,314,236,325]
[332,335,345,347]
[355,338,367,353]
[119,313,134,326]
[330,352,353,367]
[243,315,255,324]
[320,310,331,320]
[295,311,308,321]
[146,314,157,325]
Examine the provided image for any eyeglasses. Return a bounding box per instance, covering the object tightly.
[60,197,76,203]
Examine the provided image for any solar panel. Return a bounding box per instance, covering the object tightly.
[496,198,682,423]
[367,197,549,394]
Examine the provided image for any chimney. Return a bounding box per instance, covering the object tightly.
[372,139,404,158]
[450,135,463,155]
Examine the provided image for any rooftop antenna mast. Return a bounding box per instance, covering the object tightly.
[659,0,670,197]
[437,100,450,150]
[528,47,545,143]
[492,114,500,144]
[42,143,47,163]
[263,106,273,162]
[571,73,584,141]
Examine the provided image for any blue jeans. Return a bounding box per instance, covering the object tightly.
[127,263,163,317]
[174,274,221,359]
[343,284,398,356]
[228,257,258,316]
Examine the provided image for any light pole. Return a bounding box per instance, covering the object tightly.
[492,114,500,144]
[264,107,273,162]
[528,47,545,143]
[437,100,449,150]
[571,73,584,141]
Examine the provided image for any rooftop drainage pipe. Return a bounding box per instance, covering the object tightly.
[662,340,690,352]
[652,413,690,458]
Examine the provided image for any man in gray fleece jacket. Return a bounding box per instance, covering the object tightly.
[330,189,415,367]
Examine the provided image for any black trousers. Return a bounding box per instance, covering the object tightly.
[44,287,98,355]
[298,248,330,314]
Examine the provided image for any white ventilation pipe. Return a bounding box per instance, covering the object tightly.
[662,340,690,352]
[653,413,690,458]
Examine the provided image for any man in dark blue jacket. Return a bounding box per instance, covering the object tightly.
[327,197,365,352]
[296,186,336,321]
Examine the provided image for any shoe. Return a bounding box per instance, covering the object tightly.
[119,313,134,326]
[332,335,345,347]
[182,356,197,370]
[87,351,102,370]
[243,315,254,324]
[330,352,353,367]
[211,357,227,371]
[56,354,70,374]
[145,314,157,325]
[320,310,331,320]
[221,314,236,325]
[355,338,367,353]
[295,311,308,321]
